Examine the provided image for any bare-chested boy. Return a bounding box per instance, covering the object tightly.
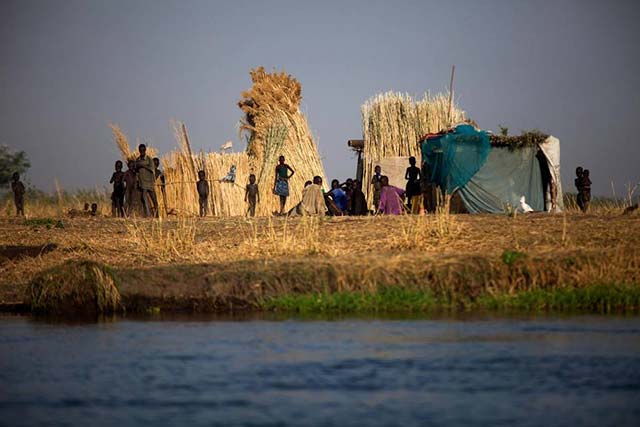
[197,170,210,217]
[245,173,259,217]
[110,160,125,217]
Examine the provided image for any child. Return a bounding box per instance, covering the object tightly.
[574,166,584,211]
[197,170,210,217]
[110,160,125,217]
[350,180,368,216]
[378,176,405,215]
[11,172,25,217]
[371,165,383,210]
[274,155,295,215]
[153,157,167,215]
[245,173,259,217]
[329,179,348,214]
[404,156,421,212]
[580,169,592,213]
[123,160,138,217]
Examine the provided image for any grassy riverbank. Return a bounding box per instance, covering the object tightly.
[1,209,639,314]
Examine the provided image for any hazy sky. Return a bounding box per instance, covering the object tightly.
[2,0,639,196]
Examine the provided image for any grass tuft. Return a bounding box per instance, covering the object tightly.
[26,260,122,315]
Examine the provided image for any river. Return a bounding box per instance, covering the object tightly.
[1,313,639,426]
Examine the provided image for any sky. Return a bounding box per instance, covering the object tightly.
[1,0,639,196]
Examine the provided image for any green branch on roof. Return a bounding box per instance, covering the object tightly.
[489,130,549,149]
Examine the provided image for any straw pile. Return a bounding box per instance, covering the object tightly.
[360,92,465,204]
[238,67,327,215]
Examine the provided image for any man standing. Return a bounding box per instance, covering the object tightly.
[11,172,25,217]
[136,144,158,218]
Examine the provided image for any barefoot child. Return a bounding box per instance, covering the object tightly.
[197,170,209,217]
[11,172,25,217]
[110,160,125,217]
[245,173,259,217]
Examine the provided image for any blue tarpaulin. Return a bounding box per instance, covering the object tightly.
[421,124,491,194]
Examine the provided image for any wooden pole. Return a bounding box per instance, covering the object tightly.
[447,64,455,126]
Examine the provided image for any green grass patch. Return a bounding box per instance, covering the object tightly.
[262,284,640,314]
[24,217,64,230]
[478,283,640,313]
[263,287,443,314]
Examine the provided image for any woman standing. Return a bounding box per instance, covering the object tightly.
[273,155,295,215]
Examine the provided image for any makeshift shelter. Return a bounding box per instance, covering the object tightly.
[420,125,563,213]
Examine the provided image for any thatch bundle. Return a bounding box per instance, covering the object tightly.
[238,67,327,215]
[111,67,326,217]
[109,123,158,161]
[360,92,465,204]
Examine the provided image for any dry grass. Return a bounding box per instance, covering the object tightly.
[125,218,202,262]
[394,195,461,249]
[241,215,323,257]
[1,203,639,311]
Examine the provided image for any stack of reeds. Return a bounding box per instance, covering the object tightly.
[360,92,465,205]
[238,67,327,215]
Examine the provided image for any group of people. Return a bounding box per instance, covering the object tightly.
[108,144,165,218]
[6,146,596,218]
[278,155,435,217]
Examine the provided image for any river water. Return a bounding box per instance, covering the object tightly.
[1,313,639,427]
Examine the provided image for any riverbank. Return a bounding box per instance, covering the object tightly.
[1,212,639,314]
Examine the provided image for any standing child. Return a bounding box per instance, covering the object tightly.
[123,160,137,216]
[110,160,125,217]
[11,172,25,217]
[574,167,584,211]
[371,165,383,211]
[274,155,295,215]
[580,169,592,213]
[153,157,167,215]
[404,156,421,213]
[197,170,210,217]
[245,173,259,217]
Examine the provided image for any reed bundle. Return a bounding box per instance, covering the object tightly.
[360,92,465,204]
[238,67,327,215]
[109,123,158,161]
